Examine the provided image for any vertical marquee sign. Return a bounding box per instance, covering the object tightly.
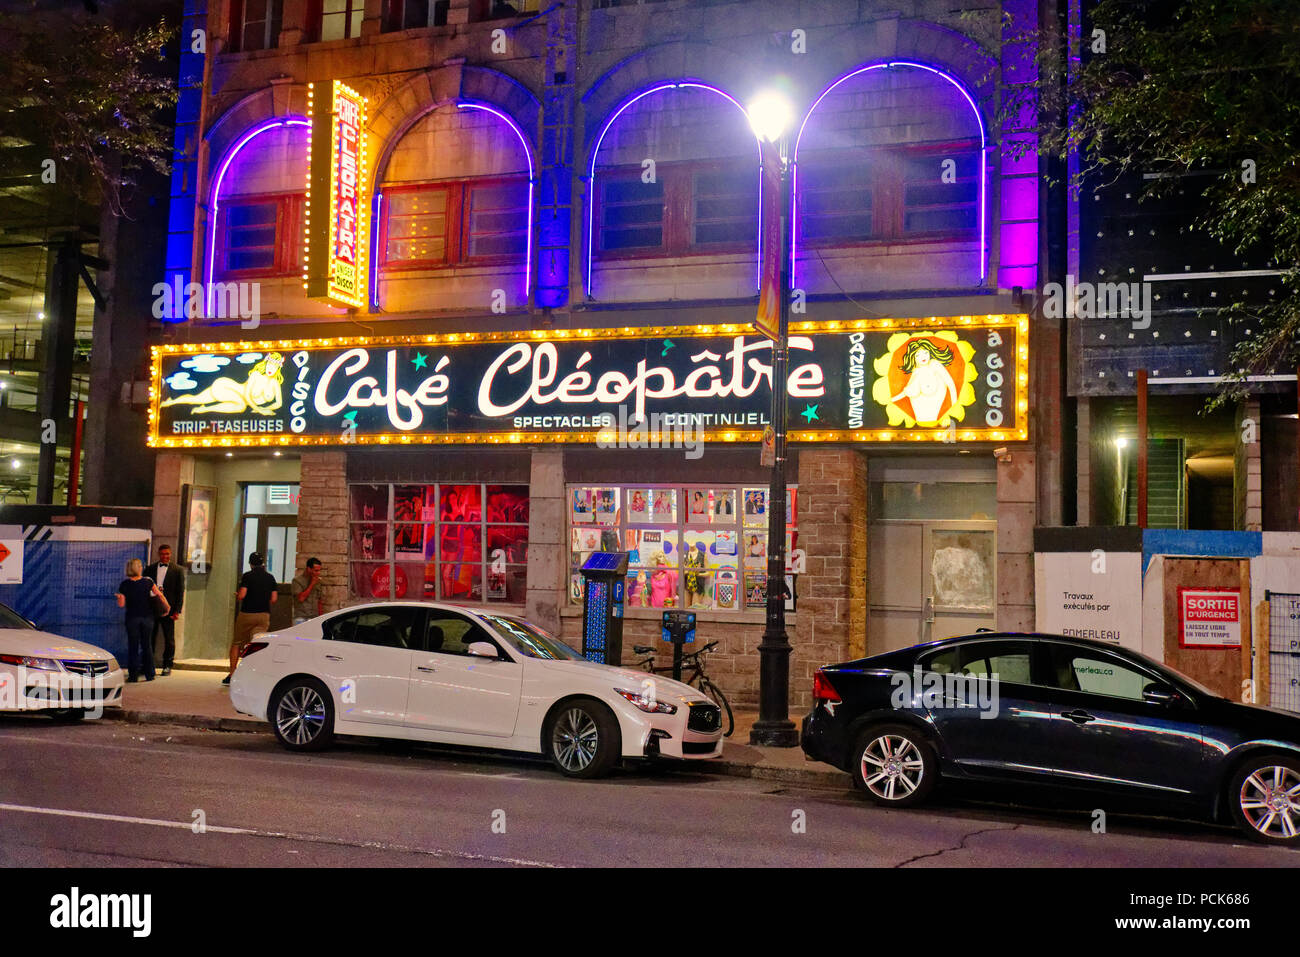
[304,80,369,309]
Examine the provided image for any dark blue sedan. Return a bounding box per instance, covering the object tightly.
[801,632,1300,846]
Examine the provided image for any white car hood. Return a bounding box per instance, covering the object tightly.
[538,658,708,704]
[0,628,115,661]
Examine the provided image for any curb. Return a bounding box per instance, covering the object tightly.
[99,707,851,789]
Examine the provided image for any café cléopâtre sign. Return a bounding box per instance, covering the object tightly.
[147,315,1029,448]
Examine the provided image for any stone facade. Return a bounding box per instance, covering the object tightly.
[296,451,350,615]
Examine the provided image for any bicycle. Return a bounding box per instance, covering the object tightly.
[632,639,735,737]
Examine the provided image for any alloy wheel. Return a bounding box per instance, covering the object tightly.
[276,686,327,746]
[552,708,599,772]
[860,734,925,801]
[1238,764,1300,840]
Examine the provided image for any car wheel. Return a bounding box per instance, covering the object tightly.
[270,678,334,752]
[850,724,938,808]
[546,698,619,779]
[1228,754,1300,845]
[49,709,86,723]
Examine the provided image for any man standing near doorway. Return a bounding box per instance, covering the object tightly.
[145,544,185,676]
[225,551,277,686]
[292,557,324,624]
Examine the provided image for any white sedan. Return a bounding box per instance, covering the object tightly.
[230,601,725,777]
[0,602,125,720]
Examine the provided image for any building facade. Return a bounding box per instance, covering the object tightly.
[148,0,1054,710]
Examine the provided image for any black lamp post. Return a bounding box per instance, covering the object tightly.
[748,95,799,748]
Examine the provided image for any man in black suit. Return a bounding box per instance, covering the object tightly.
[146,544,186,676]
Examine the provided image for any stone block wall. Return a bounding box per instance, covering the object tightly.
[297,451,350,615]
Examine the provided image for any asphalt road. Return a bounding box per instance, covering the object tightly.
[0,713,1296,868]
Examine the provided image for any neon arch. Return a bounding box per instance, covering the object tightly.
[368,101,537,309]
[585,81,764,299]
[792,61,989,286]
[205,116,311,318]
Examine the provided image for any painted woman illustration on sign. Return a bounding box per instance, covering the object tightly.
[887,339,959,425]
[162,352,285,415]
[871,331,978,429]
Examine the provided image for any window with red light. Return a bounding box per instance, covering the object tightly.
[349,483,529,603]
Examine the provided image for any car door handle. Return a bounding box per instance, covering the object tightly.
[1061,710,1096,724]
[324,654,344,661]
[417,665,436,673]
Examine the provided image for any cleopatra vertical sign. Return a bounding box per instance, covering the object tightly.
[304,80,369,309]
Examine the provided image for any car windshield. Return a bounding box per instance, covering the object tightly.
[481,614,583,661]
[0,603,32,629]
[1121,644,1220,698]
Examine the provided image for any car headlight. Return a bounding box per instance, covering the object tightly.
[107,657,121,673]
[0,653,62,671]
[614,688,677,714]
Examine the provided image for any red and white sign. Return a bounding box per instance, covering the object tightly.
[1178,587,1243,648]
[0,539,20,584]
[305,80,368,309]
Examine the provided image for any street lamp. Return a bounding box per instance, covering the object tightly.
[747,90,799,747]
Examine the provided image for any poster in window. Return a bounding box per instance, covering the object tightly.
[713,529,738,559]
[651,488,676,522]
[571,488,595,525]
[627,489,651,523]
[786,488,798,526]
[687,489,711,524]
[571,526,602,555]
[743,488,767,526]
[713,568,739,609]
[712,489,736,520]
[486,485,529,524]
[628,528,675,567]
[592,487,619,526]
[440,484,481,522]
[743,531,767,569]
[745,574,767,608]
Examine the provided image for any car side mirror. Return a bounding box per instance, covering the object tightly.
[1142,683,1179,707]
[467,641,499,659]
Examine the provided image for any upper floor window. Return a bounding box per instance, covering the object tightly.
[314,0,364,41]
[227,0,282,52]
[381,177,528,270]
[217,194,301,277]
[469,0,542,22]
[596,160,756,258]
[796,142,980,248]
[383,0,450,29]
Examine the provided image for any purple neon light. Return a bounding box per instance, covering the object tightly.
[792,62,989,285]
[205,117,311,317]
[585,82,762,298]
[454,102,535,302]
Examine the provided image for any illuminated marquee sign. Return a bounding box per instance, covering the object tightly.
[304,80,369,309]
[147,315,1029,448]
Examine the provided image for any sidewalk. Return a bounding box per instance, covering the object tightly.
[100,669,851,790]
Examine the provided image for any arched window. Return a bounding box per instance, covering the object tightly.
[587,83,760,301]
[377,104,532,312]
[794,63,987,293]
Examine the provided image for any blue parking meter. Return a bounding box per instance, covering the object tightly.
[661,610,696,681]
[580,551,629,664]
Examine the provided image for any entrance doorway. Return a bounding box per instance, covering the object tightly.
[237,483,300,630]
[867,457,998,654]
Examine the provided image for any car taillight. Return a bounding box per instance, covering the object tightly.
[813,669,841,704]
[240,642,269,659]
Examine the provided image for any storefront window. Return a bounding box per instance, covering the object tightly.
[568,484,797,612]
[348,483,529,603]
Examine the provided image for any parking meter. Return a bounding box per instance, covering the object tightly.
[661,609,697,681]
[580,551,629,664]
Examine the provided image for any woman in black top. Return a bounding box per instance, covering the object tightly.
[117,558,169,682]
